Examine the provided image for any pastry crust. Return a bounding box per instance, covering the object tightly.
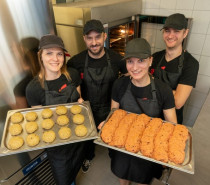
[8,136,24,150]
[25,122,38,134]
[42,130,56,143]
[57,115,69,126]
[25,112,38,122]
[73,114,85,124]
[26,133,40,147]
[70,105,82,114]
[41,108,53,118]
[110,113,137,148]
[101,109,127,144]
[56,106,67,115]
[11,112,24,123]
[75,125,88,137]
[9,123,23,136]
[58,127,71,139]
[41,119,54,130]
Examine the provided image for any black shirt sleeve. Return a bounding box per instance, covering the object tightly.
[154,79,175,110]
[67,67,81,87]
[26,77,44,106]
[179,52,199,87]
[112,76,130,102]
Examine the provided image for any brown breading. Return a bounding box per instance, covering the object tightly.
[125,114,151,153]
[140,118,163,157]
[109,113,137,147]
[152,122,174,163]
[100,109,127,144]
[168,124,189,164]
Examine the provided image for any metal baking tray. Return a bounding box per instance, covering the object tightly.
[0,101,98,157]
[94,109,194,174]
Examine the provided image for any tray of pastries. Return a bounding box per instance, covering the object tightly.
[0,101,98,157]
[94,109,194,174]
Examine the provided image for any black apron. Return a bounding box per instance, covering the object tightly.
[111,77,163,184]
[83,51,115,127]
[44,80,85,185]
[153,51,184,123]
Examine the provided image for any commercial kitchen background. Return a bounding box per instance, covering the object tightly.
[0,0,209,184]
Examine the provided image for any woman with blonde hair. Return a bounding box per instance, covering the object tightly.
[26,34,84,185]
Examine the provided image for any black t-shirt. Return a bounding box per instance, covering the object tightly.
[26,68,81,106]
[112,76,175,110]
[67,48,127,76]
[151,50,199,87]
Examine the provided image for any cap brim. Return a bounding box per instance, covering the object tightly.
[40,44,67,52]
[123,53,150,60]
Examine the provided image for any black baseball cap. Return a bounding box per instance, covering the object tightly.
[39,34,67,51]
[83,19,105,35]
[123,38,151,60]
[162,13,188,30]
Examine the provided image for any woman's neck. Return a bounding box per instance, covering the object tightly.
[45,71,61,81]
[131,74,151,87]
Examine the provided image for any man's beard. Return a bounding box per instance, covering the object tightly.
[88,44,104,56]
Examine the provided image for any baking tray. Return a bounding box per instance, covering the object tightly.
[0,101,98,157]
[94,109,194,174]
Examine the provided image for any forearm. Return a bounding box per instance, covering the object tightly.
[173,84,193,109]
[163,108,177,124]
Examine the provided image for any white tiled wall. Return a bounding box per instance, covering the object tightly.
[141,0,210,126]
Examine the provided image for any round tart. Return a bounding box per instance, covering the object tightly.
[25,122,38,134]
[11,112,24,123]
[75,125,88,137]
[57,115,69,126]
[41,108,53,118]
[70,105,82,114]
[73,114,85,125]
[26,133,40,147]
[25,112,38,122]
[9,123,23,136]
[42,130,56,143]
[58,127,71,139]
[56,106,67,115]
[8,136,24,150]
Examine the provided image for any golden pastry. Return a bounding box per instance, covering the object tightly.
[41,108,53,118]
[56,106,67,115]
[75,125,88,137]
[26,133,40,147]
[58,127,71,139]
[41,119,54,130]
[73,114,85,125]
[11,112,24,123]
[70,105,82,114]
[42,130,56,143]
[9,123,23,136]
[8,136,24,150]
[25,122,38,134]
[25,112,38,122]
[57,115,69,126]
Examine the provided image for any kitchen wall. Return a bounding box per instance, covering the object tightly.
[141,0,210,127]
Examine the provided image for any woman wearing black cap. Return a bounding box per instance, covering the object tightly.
[26,34,84,185]
[108,38,177,185]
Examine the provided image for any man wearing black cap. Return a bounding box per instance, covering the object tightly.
[151,13,199,124]
[67,19,127,173]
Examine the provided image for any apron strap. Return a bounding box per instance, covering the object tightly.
[130,76,157,112]
[158,50,185,73]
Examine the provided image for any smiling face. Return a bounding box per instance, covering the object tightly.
[126,57,152,84]
[41,47,64,78]
[163,28,189,50]
[83,30,107,58]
